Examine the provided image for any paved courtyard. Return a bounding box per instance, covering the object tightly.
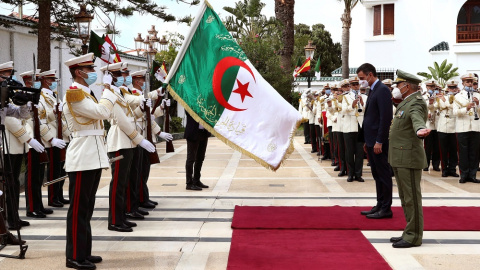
[1,136,480,269]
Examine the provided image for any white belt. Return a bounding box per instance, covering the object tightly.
[72,129,104,137]
[40,119,47,124]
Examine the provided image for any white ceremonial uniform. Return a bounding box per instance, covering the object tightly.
[436,95,456,133]
[4,116,31,154]
[341,91,359,133]
[453,90,480,132]
[63,82,118,172]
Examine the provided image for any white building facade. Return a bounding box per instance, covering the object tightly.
[349,0,480,76]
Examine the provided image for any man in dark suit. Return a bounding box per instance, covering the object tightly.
[184,112,210,191]
[357,63,394,219]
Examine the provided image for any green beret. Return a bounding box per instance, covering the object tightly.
[394,69,422,85]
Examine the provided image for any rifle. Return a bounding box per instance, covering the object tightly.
[55,79,66,161]
[144,53,160,164]
[32,54,49,164]
[152,86,175,153]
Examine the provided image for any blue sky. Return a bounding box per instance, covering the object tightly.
[0,0,345,51]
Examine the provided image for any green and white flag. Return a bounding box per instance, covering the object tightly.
[166,1,303,171]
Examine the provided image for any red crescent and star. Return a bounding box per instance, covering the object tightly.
[212,56,256,111]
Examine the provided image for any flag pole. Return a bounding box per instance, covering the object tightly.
[165,1,207,84]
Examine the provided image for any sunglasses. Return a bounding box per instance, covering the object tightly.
[350,83,359,86]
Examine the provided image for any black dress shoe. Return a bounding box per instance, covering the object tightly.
[316,152,321,156]
[459,178,467,184]
[338,171,347,177]
[331,162,335,166]
[423,168,429,171]
[66,258,96,269]
[123,220,137,228]
[26,211,46,218]
[59,198,70,204]
[20,220,30,227]
[108,224,133,232]
[441,171,448,177]
[390,236,402,243]
[321,156,329,160]
[41,208,54,215]
[196,181,209,188]
[186,184,202,191]
[392,239,421,248]
[148,200,158,205]
[139,202,156,209]
[311,150,318,153]
[136,209,149,216]
[361,205,379,215]
[126,212,144,220]
[449,172,459,177]
[472,178,480,183]
[433,167,441,172]
[48,200,64,208]
[347,177,353,182]
[367,209,393,219]
[333,166,340,171]
[304,141,309,144]
[86,255,102,263]
[356,177,365,182]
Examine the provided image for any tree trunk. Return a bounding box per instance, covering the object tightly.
[341,11,352,79]
[275,0,295,72]
[37,0,51,71]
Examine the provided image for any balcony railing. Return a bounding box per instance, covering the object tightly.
[457,23,480,43]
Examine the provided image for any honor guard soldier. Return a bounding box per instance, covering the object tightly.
[313,90,322,156]
[389,69,430,248]
[322,84,332,161]
[1,65,38,229]
[423,80,441,171]
[39,70,69,207]
[100,62,156,232]
[436,81,459,177]
[305,89,318,153]
[336,81,347,177]
[299,91,310,144]
[453,73,480,183]
[126,70,171,210]
[327,84,340,168]
[63,53,119,269]
[329,84,346,175]
[19,69,56,219]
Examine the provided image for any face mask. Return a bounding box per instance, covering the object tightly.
[49,81,57,90]
[325,89,331,95]
[392,84,408,100]
[81,71,98,86]
[359,80,368,88]
[465,86,473,92]
[33,81,41,89]
[141,82,146,91]
[433,90,439,95]
[113,76,124,87]
[124,76,132,86]
[11,75,17,81]
[428,90,433,95]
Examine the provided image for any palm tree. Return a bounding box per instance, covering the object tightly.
[223,0,277,39]
[339,0,360,79]
[417,60,460,88]
[275,0,295,72]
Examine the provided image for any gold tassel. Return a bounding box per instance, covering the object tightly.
[66,88,85,103]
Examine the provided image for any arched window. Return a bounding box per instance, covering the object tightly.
[457,0,480,42]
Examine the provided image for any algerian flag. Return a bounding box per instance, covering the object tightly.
[89,31,121,64]
[166,1,303,171]
[315,56,321,80]
[152,60,168,83]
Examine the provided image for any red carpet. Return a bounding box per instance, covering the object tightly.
[231,206,480,231]
[227,229,391,270]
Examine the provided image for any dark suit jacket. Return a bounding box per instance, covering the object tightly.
[184,112,211,142]
[363,80,393,147]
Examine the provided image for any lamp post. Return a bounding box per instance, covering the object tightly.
[304,40,316,88]
[134,33,143,56]
[159,36,168,52]
[74,4,94,55]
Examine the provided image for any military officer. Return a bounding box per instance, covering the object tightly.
[327,84,341,171]
[63,53,119,269]
[101,62,156,232]
[299,91,310,144]
[313,91,322,156]
[331,84,347,176]
[389,70,430,248]
[322,84,332,161]
[306,89,318,153]
[453,73,480,183]
[423,80,441,172]
[436,80,459,177]
[39,69,68,207]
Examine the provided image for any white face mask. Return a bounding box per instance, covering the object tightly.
[392,84,408,100]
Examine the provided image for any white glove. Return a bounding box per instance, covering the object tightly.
[151,114,156,121]
[139,139,155,153]
[28,138,45,153]
[159,132,173,142]
[162,99,171,107]
[101,87,118,103]
[55,102,64,112]
[51,138,66,149]
[145,99,152,108]
[34,104,40,109]
[103,73,113,85]
[111,85,121,95]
